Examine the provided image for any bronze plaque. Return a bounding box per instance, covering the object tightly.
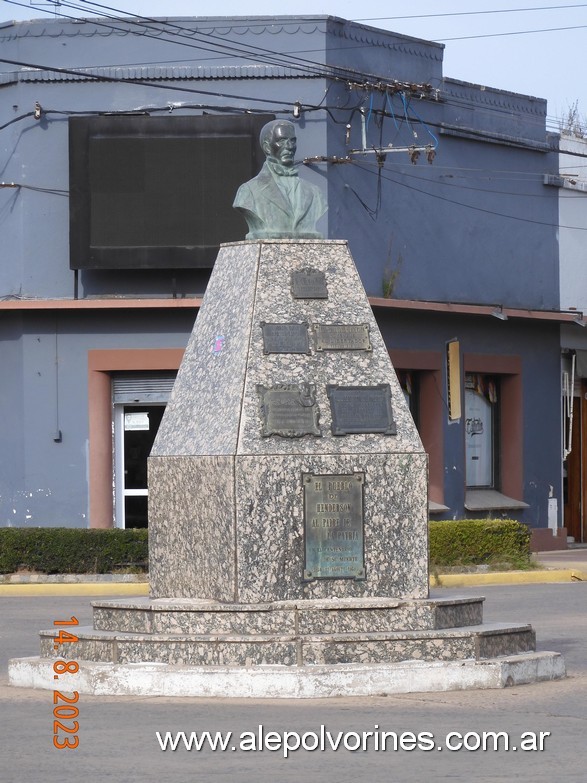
[261,322,310,354]
[291,267,328,299]
[303,473,365,580]
[257,383,321,437]
[327,384,397,435]
[314,323,372,352]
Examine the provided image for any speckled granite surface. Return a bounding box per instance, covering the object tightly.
[234,453,428,602]
[91,596,485,635]
[38,621,535,666]
[148,241,428,601]
[150,242,260,457]
[148,456,236,601]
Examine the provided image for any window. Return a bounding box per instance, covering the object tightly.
[465,373,498,488]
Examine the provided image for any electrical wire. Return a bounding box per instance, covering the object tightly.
[0,182,69,195]
[3,0,338,82]
[1,4,583,156]
[3,1,579,133]
[0,54,316,105]
[439,23,587,42]
[349,158,587,231]
[5,0,409,87]
[355,4,587,23]
[0,111,36,131]
[362,162,582,199]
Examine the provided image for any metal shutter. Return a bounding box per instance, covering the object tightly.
[112,373,176,403]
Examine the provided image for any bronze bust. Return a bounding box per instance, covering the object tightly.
[233,119,327,239]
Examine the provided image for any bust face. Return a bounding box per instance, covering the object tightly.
[264,123,297,168]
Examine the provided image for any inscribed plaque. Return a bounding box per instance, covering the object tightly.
[291,267,328,299]
[303,473,365,580]
[257,383,321,437]
[314,323,372,352]
[261,322,310,354]
[327,384,397,435]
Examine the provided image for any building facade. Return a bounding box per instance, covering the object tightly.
[557,133,587,544]
[0,15,575,538]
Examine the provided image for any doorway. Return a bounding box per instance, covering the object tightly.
[114,405,164,528]
[112,371,175,528]
[564,384,585,543]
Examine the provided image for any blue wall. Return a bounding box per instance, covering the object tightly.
[379,310,562,525]
[0,310,194,525]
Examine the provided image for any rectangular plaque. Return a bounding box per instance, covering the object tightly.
[303,473,365,580]
[257,383,321,437]
[314,323,372,352]
[261,322,310,354]
[327,384,397,435]
[291,267,328,299]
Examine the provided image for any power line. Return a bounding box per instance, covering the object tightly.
[0,181,68,194]
[1,4,580,138]
[438,23,587,42]
[3,0,441,104]
[351,158,587,230]
[2,0,335,81]
[14,0,410,87]
[0,54,314,106]
[355,4,587,23]
[11,2,587,27]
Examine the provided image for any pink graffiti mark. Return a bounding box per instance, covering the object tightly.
[211,335,225,354]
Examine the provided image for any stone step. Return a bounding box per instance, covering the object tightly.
[10,651,566,698]
[302,624,535,665]
[91,595,485,636]
[39,621,533,667]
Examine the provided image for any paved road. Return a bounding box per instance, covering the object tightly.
[1,584,586,783]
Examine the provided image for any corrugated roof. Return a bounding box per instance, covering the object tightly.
[0,63,321,86]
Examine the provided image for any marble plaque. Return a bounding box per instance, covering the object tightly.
[257,383,321,437]
[291,267,328,299]
[261,322,310,354]
[314,323,372,352]
[327,384,397,435]
[303,472,365,580]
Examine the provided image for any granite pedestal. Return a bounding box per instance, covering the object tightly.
[148,240,428,602]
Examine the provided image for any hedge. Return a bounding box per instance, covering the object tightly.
[0,520,531,574]
[0,528,148,574]
[429,518,531,569]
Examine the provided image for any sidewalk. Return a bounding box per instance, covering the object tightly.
[1,549,585,595]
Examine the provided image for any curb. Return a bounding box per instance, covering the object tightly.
[0,583,150,597]
[1,570,585,596]
[431,569,587,588]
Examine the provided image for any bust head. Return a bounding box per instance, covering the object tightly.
[259,120,297,169]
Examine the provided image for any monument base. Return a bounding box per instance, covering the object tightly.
[8,594,566,696]
[9,653,565,698]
